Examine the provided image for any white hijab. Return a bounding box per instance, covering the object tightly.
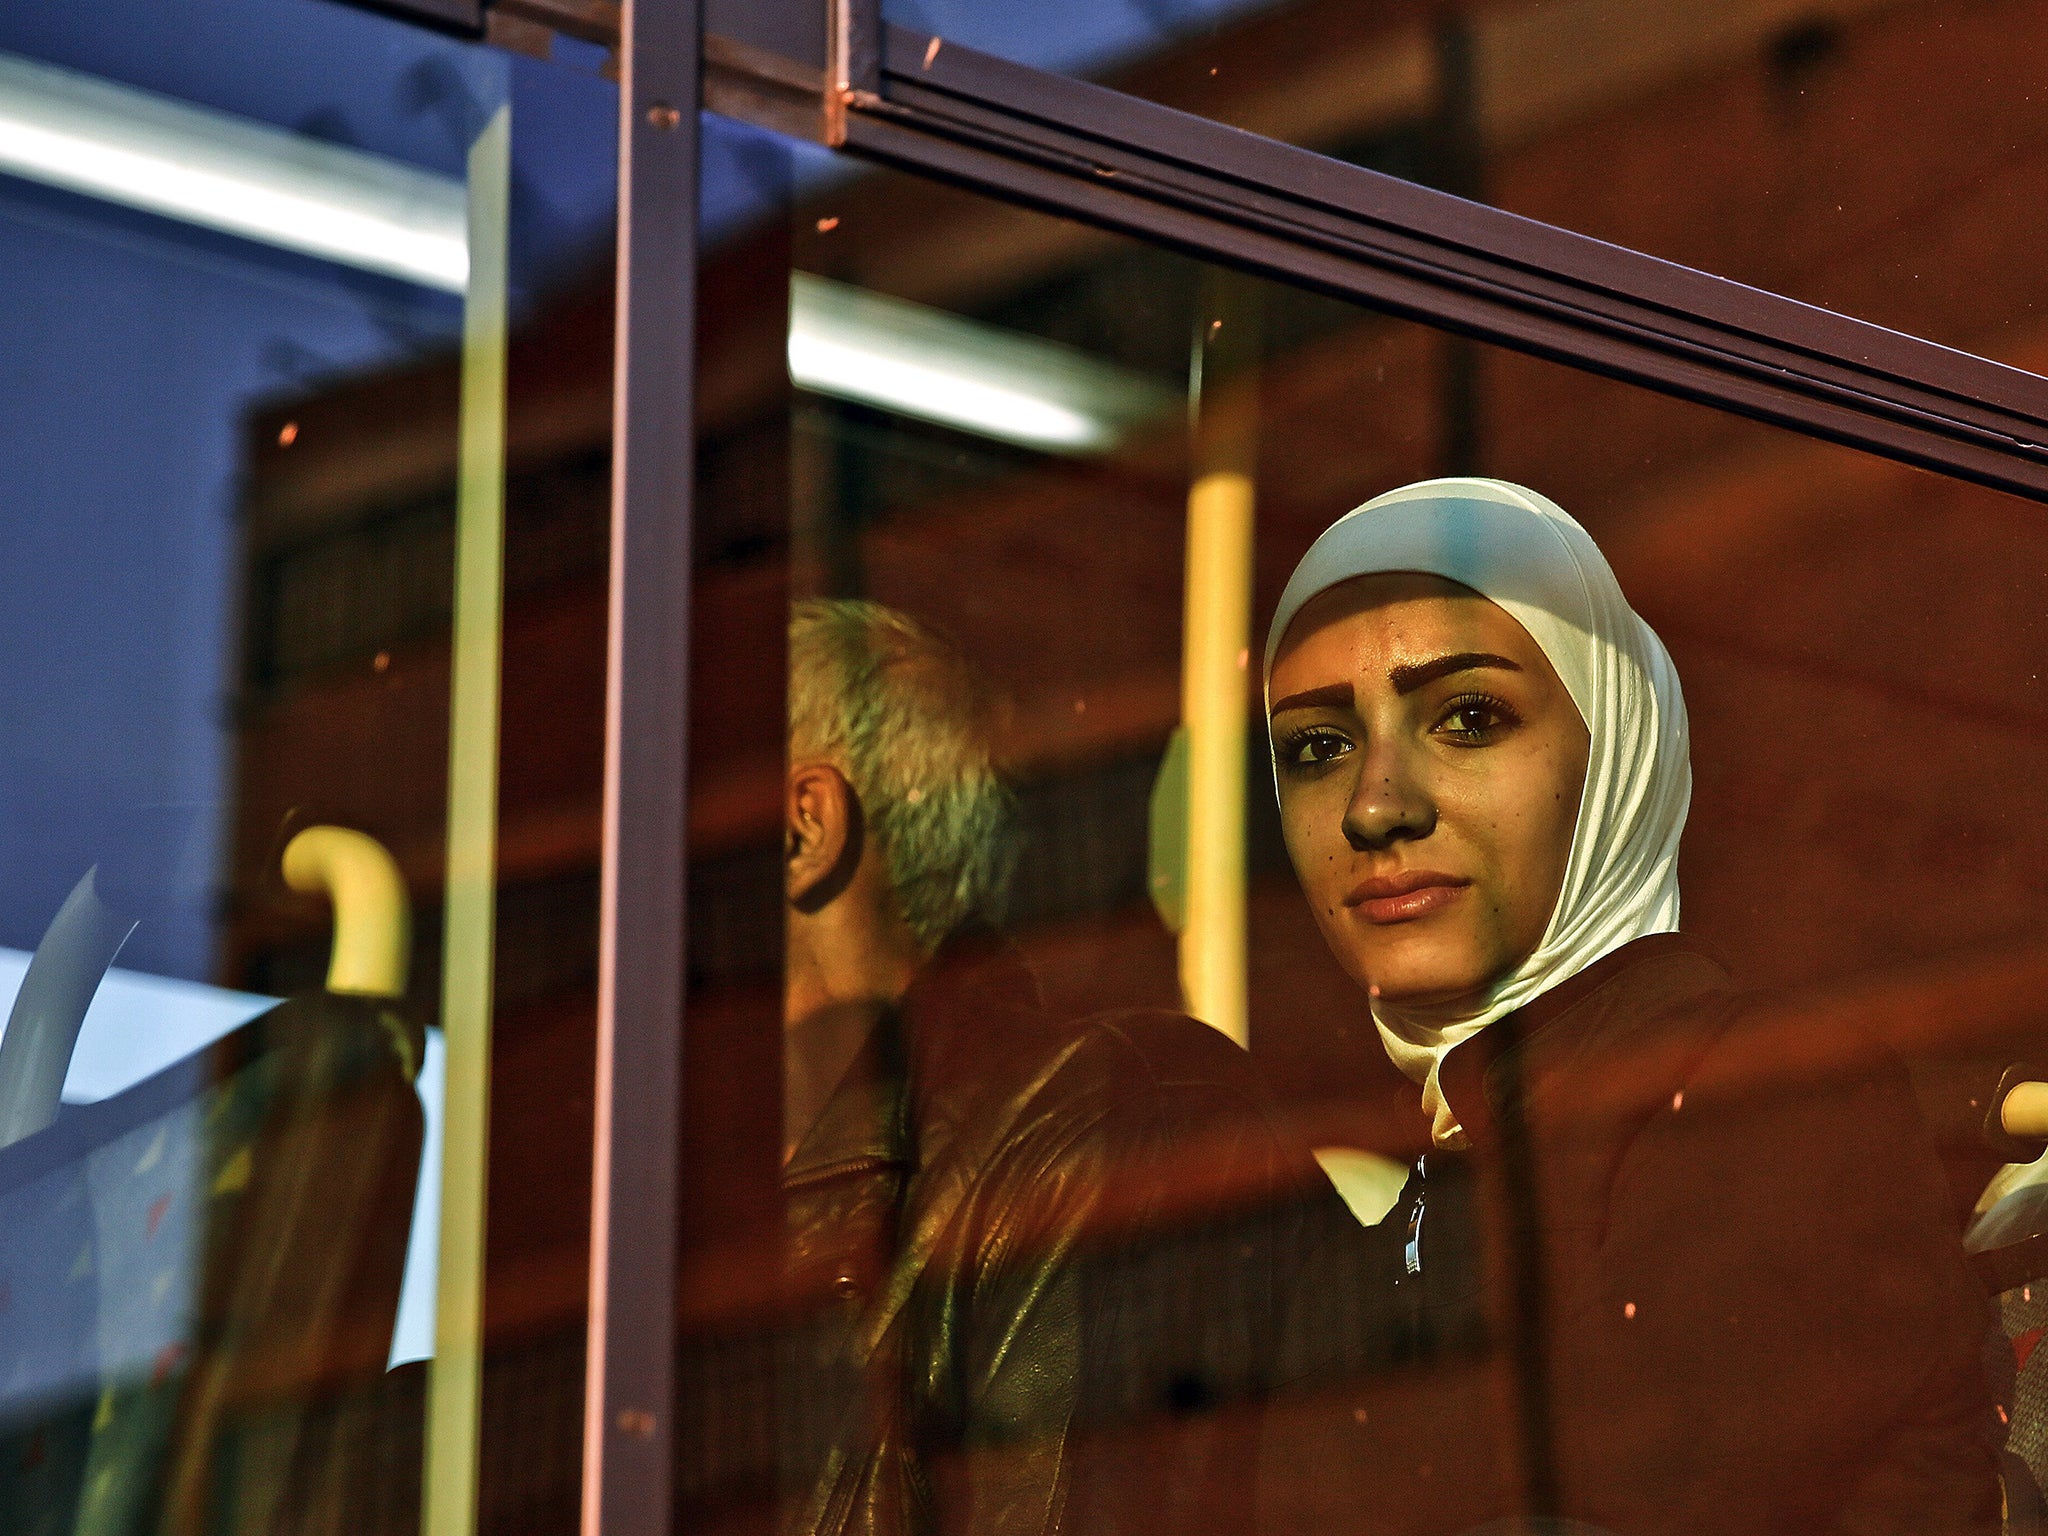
[1265,478,1691,1147]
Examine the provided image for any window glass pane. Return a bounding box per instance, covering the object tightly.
[878,0,2048,367]
[0,3,613,1530]
[688,114,2048,1535]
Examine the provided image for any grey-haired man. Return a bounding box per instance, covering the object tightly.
[776,599,1344,1536]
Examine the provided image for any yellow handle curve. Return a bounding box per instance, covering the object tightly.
[281,826,411,999]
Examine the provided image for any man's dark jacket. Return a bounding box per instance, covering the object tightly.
[782,935,1342,1536]
[1263,933,2004,1536]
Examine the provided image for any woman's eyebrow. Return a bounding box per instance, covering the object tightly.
[1269,683,1353,715]
[1389,651,1523,695]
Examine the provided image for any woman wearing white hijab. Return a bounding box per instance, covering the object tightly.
[1260,480,1998,1536]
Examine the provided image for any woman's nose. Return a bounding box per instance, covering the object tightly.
[1340,747,1436,850]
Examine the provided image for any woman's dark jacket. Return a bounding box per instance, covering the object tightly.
[781,936,1340,1536]
[1265,932,2004,1536]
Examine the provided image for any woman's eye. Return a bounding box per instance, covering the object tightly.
[1282,728,1352,767]
[1436,697,1518,743]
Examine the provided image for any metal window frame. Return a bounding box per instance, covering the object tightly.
[334,0,2048,501]
[824,16,2048,501]
[334,0,486,37]
[584,2,697,1535]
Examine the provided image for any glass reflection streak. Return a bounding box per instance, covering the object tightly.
[787,273,1174,453]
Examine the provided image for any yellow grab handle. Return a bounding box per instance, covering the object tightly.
[281,826,411,999]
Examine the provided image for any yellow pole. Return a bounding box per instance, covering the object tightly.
[423,101,510,1536]
[1176,274,1259,1047]
[1179,468,1254,1044]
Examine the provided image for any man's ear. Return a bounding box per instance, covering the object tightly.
[787,762,863,911]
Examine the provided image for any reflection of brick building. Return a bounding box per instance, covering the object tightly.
[229,275,616,1531]
[226,0,2048,1453]
[251,0,2048,1147]
[757,0,2048,1143]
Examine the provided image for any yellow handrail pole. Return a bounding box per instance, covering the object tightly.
[1177,275,1260,1046]
[423,100,511,1536]
[280,826,410,999]
[1179,470,1253,1044]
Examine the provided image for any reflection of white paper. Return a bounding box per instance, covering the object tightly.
[0,947,273,1103]
[0,949,444,1367]
[390,1026,443,1368]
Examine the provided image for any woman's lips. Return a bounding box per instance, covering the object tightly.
[1343,870,1472,925]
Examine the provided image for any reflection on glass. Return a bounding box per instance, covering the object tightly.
[0,3,612,1530]
[874,0,2048,365]
[681,123,2048,1536]
[788,274,1176,453]
[0,50,469,290]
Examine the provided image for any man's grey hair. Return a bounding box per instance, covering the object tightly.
[789,599,1016,953]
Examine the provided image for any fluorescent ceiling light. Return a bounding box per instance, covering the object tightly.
[0,51,467,291]
[0,50,1172,442]
[789,273,1178,454]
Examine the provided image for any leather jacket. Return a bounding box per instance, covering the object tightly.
[782,934,1341,1536]
[1263,933,2003,1536]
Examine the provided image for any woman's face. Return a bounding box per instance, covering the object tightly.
[1269,572,1591,1012]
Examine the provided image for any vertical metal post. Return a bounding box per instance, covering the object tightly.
[584,0,699,1530]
